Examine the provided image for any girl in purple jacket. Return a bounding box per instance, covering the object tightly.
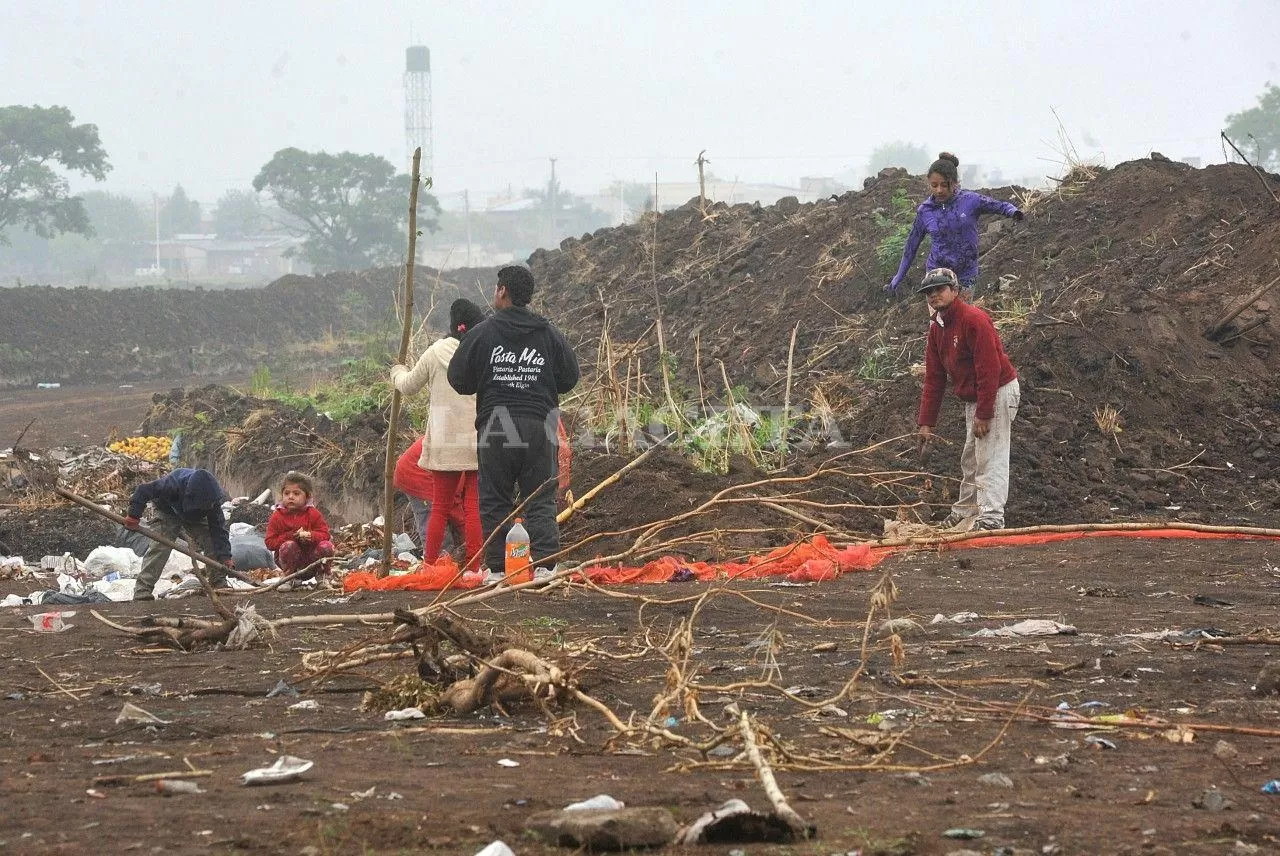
[888,152,1023,293]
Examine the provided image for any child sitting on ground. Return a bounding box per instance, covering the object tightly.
[264,471,335,581]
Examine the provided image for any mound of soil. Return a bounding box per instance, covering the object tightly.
[0,265,498,388]
[525,157,1280,527]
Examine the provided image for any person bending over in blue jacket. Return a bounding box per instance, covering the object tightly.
[888,152,1023,295]
[124,468,234,600]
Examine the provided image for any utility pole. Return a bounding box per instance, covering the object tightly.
[463,189,472,268]
[548,157,558,245]
[695,150,709,212]
[153,193,161,272]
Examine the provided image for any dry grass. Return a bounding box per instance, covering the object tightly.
[1093,404,1124,450]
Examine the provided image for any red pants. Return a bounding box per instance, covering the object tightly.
[426,470,482,569]
[276,539,335,579]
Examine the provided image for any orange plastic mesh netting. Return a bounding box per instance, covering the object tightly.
[341,527,1280,592]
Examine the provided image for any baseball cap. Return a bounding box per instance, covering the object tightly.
[916,268,959,293]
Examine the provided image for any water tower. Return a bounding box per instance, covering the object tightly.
[404,45,433,177]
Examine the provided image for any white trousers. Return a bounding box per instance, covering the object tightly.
[953,379,1020,526]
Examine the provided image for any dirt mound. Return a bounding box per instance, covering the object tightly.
[527,158,1280,527]
[0,265,498,388]
[136,384,411,526]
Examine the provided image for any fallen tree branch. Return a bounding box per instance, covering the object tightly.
[738,710,811,838]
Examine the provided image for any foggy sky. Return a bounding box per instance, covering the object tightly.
[6,0,1278,209]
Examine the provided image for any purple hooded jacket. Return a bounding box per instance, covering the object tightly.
[889,189,1020,289]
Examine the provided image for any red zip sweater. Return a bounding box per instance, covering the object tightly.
[265,503,332,551]
[917,298,1017,426]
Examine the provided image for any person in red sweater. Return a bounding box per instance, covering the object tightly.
[394,436,467,552]
[264,471,335,580]
[915,268,1021,531]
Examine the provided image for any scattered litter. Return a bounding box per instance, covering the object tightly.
[1084,735,1118,751]
[942,828,985,840]
[155,779,205,796]
[241,755,314,786]
[931,611,981,624]
[224,604,273,650]
[877,617,922,637]
[565,794,625,811]
[810,641,838,653]
[474,842,516,856]
[977,772,1014,788]
[114,702,170,726]
[1,594,28,607]
[384,707,426,721]
[36,382,61,389]
[1261,780,1280,795]
[287,699,320,712]
[497,758,520,768]
[29,611,75,632]
[265,679,299,699]
[972,619,1077,638]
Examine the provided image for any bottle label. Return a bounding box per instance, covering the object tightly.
[506,544,530,559]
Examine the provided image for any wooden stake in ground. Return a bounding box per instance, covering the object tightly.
[1204,273,1279,341]
[381,147,424,577]
[556,433,673,525]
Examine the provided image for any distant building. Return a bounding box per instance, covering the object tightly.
[650,177,837,211]
[150,235,310,279]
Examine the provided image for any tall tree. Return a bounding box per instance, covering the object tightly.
[81,191,148,242]
[213,189,264,238]
[160,184,201,236]
[0,105,110,243]
[1225,82,1280,170]
[866,141,933,176]
[252,147,439,271]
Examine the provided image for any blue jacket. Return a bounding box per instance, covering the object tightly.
[890,189,1020,288]
[128,468,232,560]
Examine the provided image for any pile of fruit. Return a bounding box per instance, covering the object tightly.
[108,435,173,462]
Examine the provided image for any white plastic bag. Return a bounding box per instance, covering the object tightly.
[84,546,143,580]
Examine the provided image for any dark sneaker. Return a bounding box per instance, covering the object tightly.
[938,511,970,529]
[973,518,1004,531]
[132,592,155,602]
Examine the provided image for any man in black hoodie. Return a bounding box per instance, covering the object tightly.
[124,467,235,600]
[448,265,580,577]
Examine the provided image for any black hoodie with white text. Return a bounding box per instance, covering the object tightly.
[447,306,580,427]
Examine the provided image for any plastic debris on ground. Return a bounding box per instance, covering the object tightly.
[1261,780,1280,795]
[931,611,981,624]
[474,842,516,856]
[83,546,142,580]
[115,702,171,725]
[384,707,427,721]
[566,795,625,811]
[287,699,320,712]
[971,619,1077,638]
[241,755,314,786]
[30,611,75,632]
[156,779,205,795]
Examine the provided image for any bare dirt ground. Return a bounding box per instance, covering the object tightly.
[0,379,240,450]
[4,536,1280,855]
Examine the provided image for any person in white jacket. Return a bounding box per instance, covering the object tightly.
[390,299,487,568]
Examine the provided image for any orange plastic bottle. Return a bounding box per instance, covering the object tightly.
[505,518,532,583]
